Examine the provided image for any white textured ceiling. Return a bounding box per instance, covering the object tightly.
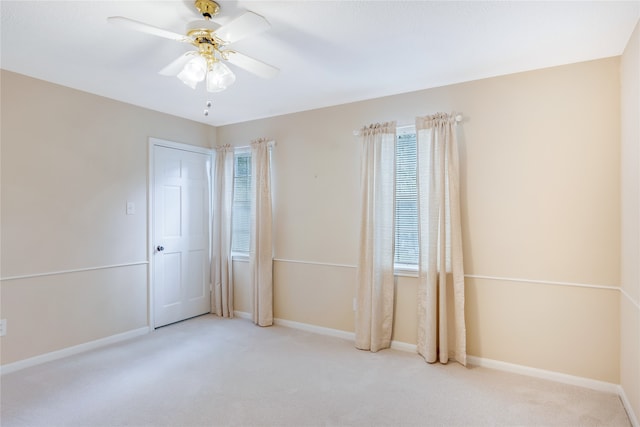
[1,1,638,126]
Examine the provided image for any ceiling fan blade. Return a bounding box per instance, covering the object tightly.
[159,52,197,76]
[214,11,270,44]
[225,51,279,79]
[108,16,192,43]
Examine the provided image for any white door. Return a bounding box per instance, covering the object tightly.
[153,144,211,328]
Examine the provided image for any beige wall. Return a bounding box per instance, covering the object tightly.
[0,70,213,364]
[621,19,640,423]
[220,57,622,383]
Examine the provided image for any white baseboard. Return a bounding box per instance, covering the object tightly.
[237,311,417,352]
[273,317,355,341]
[278,318,419,353]
[0,326,150,375]
[390,340,418,352]
[618,384,640,427]
[466,355,620,394]
[235,311,356,341]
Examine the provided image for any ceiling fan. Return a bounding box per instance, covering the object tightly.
[108,0,279,93]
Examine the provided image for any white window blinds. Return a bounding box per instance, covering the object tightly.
[395,128,419,267]
[231,151,251,253]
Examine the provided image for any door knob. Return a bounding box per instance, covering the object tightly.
[156,245,165,252]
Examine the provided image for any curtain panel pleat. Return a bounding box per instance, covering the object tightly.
[250,138,274,327]
[416,113,466,366]
[212,145,235,318]
[355,121,396,352]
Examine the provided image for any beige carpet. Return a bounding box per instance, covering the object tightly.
[0,315,631,426]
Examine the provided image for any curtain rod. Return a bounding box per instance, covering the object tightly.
[219,141,277,151]
[353,114,463,136]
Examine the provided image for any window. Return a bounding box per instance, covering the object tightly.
[395,127,419,269]
[232,151,251,254]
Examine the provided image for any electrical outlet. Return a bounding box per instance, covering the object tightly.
[126,201,136,215]
[0,319,6,337]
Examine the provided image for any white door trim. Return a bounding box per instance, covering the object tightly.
[148,137,214,329]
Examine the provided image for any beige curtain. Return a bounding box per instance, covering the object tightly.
[355,122,396,352]
[416,113,466,365]
[250,138,274,326]
[211,144,235,317]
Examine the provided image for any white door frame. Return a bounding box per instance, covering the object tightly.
[148,137,214,329]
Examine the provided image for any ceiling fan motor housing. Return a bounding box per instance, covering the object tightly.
[195,0,220,19]
[186,22,225,53]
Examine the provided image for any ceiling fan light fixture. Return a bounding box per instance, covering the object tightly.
[206,61,236,92]
[110,0,278,100]
[177,55,208,89]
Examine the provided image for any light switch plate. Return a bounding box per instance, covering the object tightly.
[126,202,136,215]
